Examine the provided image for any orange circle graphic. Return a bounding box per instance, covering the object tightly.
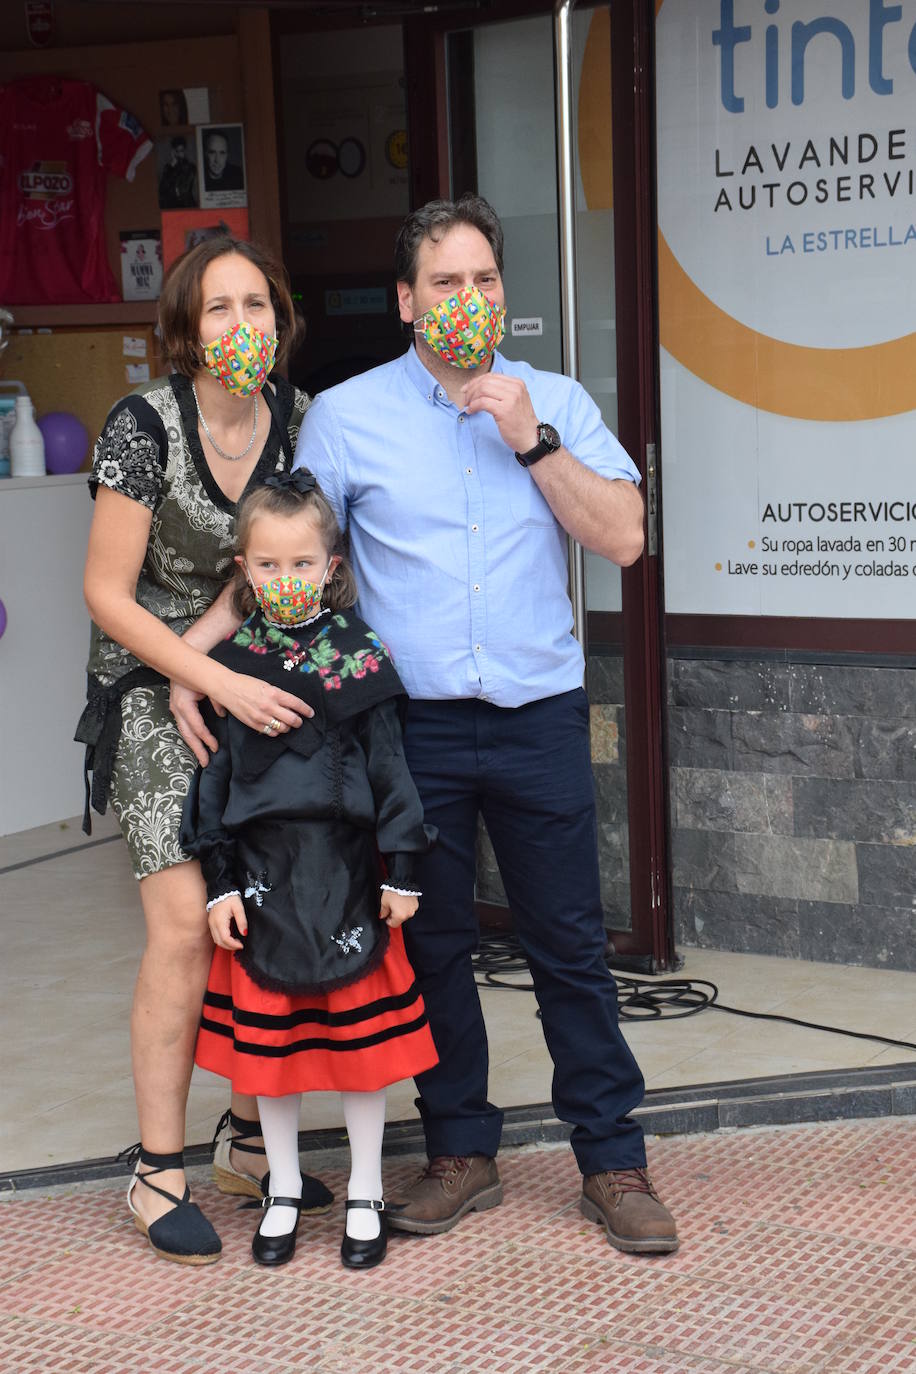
[654,0,916,420]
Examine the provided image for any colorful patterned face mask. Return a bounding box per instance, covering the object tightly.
[246,562,332,627]
[201,321,278,397]
[413,285,506,369]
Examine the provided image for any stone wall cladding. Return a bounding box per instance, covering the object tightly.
[670,658,916,971]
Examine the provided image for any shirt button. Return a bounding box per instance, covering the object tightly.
[475,643,482,652]
[458,415,465,423]
[466,467,472,474]
[471,524,479,532]
[473,584,480,592]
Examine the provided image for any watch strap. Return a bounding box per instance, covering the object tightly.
[515,422,561,468]
[515,440,550,467]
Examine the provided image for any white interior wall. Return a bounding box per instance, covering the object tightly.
[0,476,93,834]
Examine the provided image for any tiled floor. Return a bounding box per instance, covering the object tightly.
[3,815,916,1175]
[1,1118,914,1372]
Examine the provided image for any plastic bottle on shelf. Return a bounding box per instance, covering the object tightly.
[0,380,27,477]
[9,394,45,477]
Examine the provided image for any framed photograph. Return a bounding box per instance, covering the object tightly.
[155,135,198,210]
[160,208,250,270]
[196,123,247,209]
[158,87,210,128]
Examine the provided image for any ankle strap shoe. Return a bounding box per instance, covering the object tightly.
[341,1199,388,1270]
[249,1193,308,1267]
[123,1144,221,1266]
[211,1108,333,1213]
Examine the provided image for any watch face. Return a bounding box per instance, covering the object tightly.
[538,423,561,452]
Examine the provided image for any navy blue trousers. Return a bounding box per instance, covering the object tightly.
[402,688,647,1176]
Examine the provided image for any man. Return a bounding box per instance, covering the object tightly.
[158,136,197,209]
[293,194,677,1255]
[202,130,244,192]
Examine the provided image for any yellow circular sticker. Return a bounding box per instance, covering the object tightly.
[385,129,408,171]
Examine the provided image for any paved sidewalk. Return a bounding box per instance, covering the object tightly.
[1,1117,914,1373]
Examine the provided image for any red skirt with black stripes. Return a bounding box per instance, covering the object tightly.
[195,925,438,1097]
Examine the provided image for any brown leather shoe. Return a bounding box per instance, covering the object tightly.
[386,1155,503,1235]
[580,1168,679,1254]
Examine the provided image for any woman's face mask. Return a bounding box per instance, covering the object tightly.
[201,320,278,397]
[246,561,332,627]
[413,285,506,369]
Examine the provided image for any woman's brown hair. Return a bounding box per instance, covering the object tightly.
[158,237,302,377]
[230,477,358,619]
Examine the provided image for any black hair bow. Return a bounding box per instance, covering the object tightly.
[263,468,318,495]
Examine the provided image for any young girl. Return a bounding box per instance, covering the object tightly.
[180,469,438,1270]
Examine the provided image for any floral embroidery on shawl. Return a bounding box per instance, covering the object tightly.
[231,614,392,692]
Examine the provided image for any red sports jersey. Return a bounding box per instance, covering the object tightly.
[0,76,151,305]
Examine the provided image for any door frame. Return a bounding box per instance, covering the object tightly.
[408,0,674,967]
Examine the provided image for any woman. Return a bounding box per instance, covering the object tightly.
[78,237,331,1264]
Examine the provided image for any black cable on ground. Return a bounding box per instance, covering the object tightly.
[470,929,916,1053]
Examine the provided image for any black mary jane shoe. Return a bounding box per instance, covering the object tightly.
[124,1145,222,1266]
[249,1194,309,1267]
[341,1199,388,1271]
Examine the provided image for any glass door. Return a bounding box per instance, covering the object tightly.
[430,0,670,965]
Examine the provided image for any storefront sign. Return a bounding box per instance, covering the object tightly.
[324,287,387,316]
[657,0,916,617]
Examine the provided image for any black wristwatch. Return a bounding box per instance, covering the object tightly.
[515,422,562,467]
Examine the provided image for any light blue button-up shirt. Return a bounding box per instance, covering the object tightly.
[293,346,640,707]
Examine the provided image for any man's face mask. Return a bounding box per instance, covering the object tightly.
[201,321,278,397]
[413,285,506,369]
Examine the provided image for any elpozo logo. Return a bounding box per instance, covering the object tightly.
[655,0,916,419]
[19,161,73,199]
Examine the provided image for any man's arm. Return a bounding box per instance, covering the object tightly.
[292,394,349,534]
[461,372,644,566]
[528,455,644,566]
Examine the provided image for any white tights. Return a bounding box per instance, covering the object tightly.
[256,1089,387,1241]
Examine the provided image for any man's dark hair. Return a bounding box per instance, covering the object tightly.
[394,193,504,286]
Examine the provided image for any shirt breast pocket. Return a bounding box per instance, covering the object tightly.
[507,466,555,528]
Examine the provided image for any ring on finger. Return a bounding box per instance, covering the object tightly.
[269,716,284,732]
[261,721,275,735]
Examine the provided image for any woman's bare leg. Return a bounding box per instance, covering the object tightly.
[130,860,213,1226]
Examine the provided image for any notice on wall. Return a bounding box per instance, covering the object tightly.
[119,230,162,302]
[656,0,916,617]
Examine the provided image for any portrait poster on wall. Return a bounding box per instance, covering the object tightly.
[158,87,211,128]
[656,0,916,619]
[160,208,250,269]
[155,135,199,209]
[196,123,247,209]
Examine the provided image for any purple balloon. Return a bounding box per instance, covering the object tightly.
[0,598,6,641]
[37,411,90,475]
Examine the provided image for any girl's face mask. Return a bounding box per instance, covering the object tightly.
[246,561,332,627]
[201,320,278,397]
[413,285,506,369]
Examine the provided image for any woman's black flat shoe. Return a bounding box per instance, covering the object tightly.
[250,1194,308,1267]
[125,1145,222,1266]
[341,1199,388,1270]
[211,1108,334,1213]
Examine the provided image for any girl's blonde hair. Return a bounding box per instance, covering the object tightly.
[231,477,357,619]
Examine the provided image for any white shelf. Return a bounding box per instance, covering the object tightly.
[0,473,89,490]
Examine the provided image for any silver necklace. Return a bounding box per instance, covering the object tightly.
[192,381,259,461]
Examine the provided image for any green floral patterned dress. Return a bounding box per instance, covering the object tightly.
[82,372,310,879]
